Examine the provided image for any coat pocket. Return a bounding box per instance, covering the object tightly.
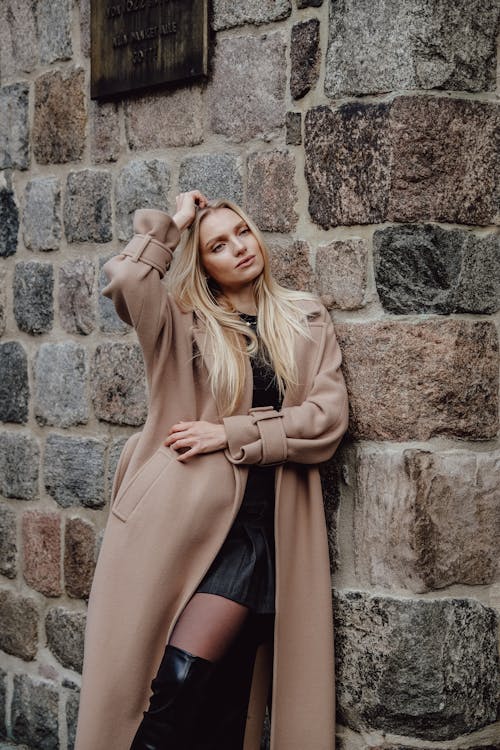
[111,445,174,523]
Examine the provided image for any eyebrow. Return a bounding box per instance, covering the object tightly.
[204,220,247,250]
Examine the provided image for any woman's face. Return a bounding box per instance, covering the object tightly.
[198,208,264,292]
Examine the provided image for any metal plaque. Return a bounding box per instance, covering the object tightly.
[91,0,208,100]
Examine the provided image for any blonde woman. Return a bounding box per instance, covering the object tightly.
[74,189,349,750]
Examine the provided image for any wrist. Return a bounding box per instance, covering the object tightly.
[172,212,190,233]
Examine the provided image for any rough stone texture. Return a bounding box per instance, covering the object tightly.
[59,258,95,335]
[22,177,61,252]
[64,170,112,243]
[247,150,298,232]
[11,674,58,749]
[21,511,61,596]
[66,687,80,750]
[91,343,148,426]
[374,225,500,315]
[0,268,6,335]
[0,432,39,500]
[290,18,320,99]
[179,153,243,205]
[0,0,38,81]
[209,33,286,143]
[285,111,301,145]
[98,253,133,335]
[304,96,499,228]
[0,668,6,738]
[0,83,29,170]
[115,159,172,241]
[0,590,38,660]
[44,434,106,509]
[333,590,500,740]
[297,0,322,6]
[64,517,97,599]
[0,176,19,257]
[13,261,54,334]
[90,99,121,163]
[211,0,291,30]
[320,452,343,572]
[354,448,500,593]
[45,608,85,673]
[34,342,88,428]
[334,320,498,441]
[325,0,500,97]
[315,239,367,310]
[0,505,17,578]
[0,343,29,424]
[37,0,72,64]
[33,68,86,164]
[268,239,315,291]
[79,0,90,57]
[107,436,129,503]
[125,86,203,150]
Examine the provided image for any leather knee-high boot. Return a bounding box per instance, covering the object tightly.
[130,643,216,750]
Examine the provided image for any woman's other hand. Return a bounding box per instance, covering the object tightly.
[172,190,209,233]
[164,420,228,461]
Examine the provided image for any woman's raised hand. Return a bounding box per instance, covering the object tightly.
[164,420,228,462]
[172,190,209,233]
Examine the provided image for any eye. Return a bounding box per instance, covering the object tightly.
[212,242,225,252]
[240,227,250,234]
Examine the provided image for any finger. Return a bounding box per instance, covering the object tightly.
[176,447,197,462]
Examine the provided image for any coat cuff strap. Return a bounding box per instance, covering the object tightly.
[249,406,287,464]
[121,234,174,278]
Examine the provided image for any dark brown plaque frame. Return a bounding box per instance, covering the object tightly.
[91,0,208,100]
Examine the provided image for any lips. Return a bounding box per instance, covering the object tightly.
[236,255,255,268]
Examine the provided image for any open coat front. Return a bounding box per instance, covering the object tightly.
[74,209,349,750]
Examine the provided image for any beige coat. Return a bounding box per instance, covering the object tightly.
[74,209,349,750]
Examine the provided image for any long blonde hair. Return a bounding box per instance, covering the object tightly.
[166,198,320,416]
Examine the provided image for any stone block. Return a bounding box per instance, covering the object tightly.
[98,253,132,335]
[0,83,29,170]
[209,33,286,143]
[115,158,172,241]
[21,510,61,596]
[333,590,499,740]
[325,0,500,97]
[22,177,61,252]
[334,320,498,441]
[66,686,80,750]
[11,674,58,749]
[44,434,106,509]
[0,590,38,660]
[0,667,6,738]
[211,0,291,30]
[33,68,86,164]
[45,607,85,673]
[0,0,37,81]
[125,86,203,150]
[179,153,243,205]
[59,258,95,335]
[64,517,97,599]
[0,176,19,258]
[107,436,130,502]
[0,268,6,335]
[315,239,367,310]
[0,343,28,424]
[64,169,112,243]
[0,505,17,578]
[13,261,54,335]
[297,0,322,6]
[285,111,301,145]
[319,451,344,572]
[268,239,314,291]
[37,0,72,64]
[91,343,148,426]
[290,18,320,99]
[374,225,500,315]
[247,150,298,232]
[79,0,90,58]
[90,99,121,163]
[34,342,88,428]
[0,432,39,500]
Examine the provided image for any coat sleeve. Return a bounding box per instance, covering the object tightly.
[101,209,181,359]
[222,308,349,466]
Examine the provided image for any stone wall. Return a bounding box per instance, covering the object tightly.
[0,1,498,748]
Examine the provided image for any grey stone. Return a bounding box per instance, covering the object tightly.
[0,432,39,500]
[34,342,88,428]
[13,261,54,335]
[23,177,61,252]
[179,153,243,205]
[0,668,6,738]
[0,504,17,578]
[115,159,172,241]
[44,434,106,509]
[98,254,132,335]
[290,18,320,99]
[66,686,80,750]
[33,68,86,165]
[0,342,29,424]
[0,0,38,81]
[37,0,72,63]
[125,87,203,150]
[319,451,344,572]
[90,99,120,163]
[91,343,148,426]
[45,607,85,673]
[0,268,6,335]
[374,225,500,314]
[64,170,112,243]
[209,33,287,143]
[107,437,130,502]
[333,590,500,740]
[0,590,38,661]
[64,517,97,599]
[315,238,367,310]
[0,83,29,170]
[11,674,58,749]
[0,176,19,257]
[285,111,302,145]
[297,0,323,6]
[268,240,314,291]
[325,0,500,97]
[247,150,298,232]
[59,258,95,335]
[212,0,291,30]
[79,0,90,57]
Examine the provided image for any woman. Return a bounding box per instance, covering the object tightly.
[74,190,349,750]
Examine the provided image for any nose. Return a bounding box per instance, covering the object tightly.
[232,235,246,253]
